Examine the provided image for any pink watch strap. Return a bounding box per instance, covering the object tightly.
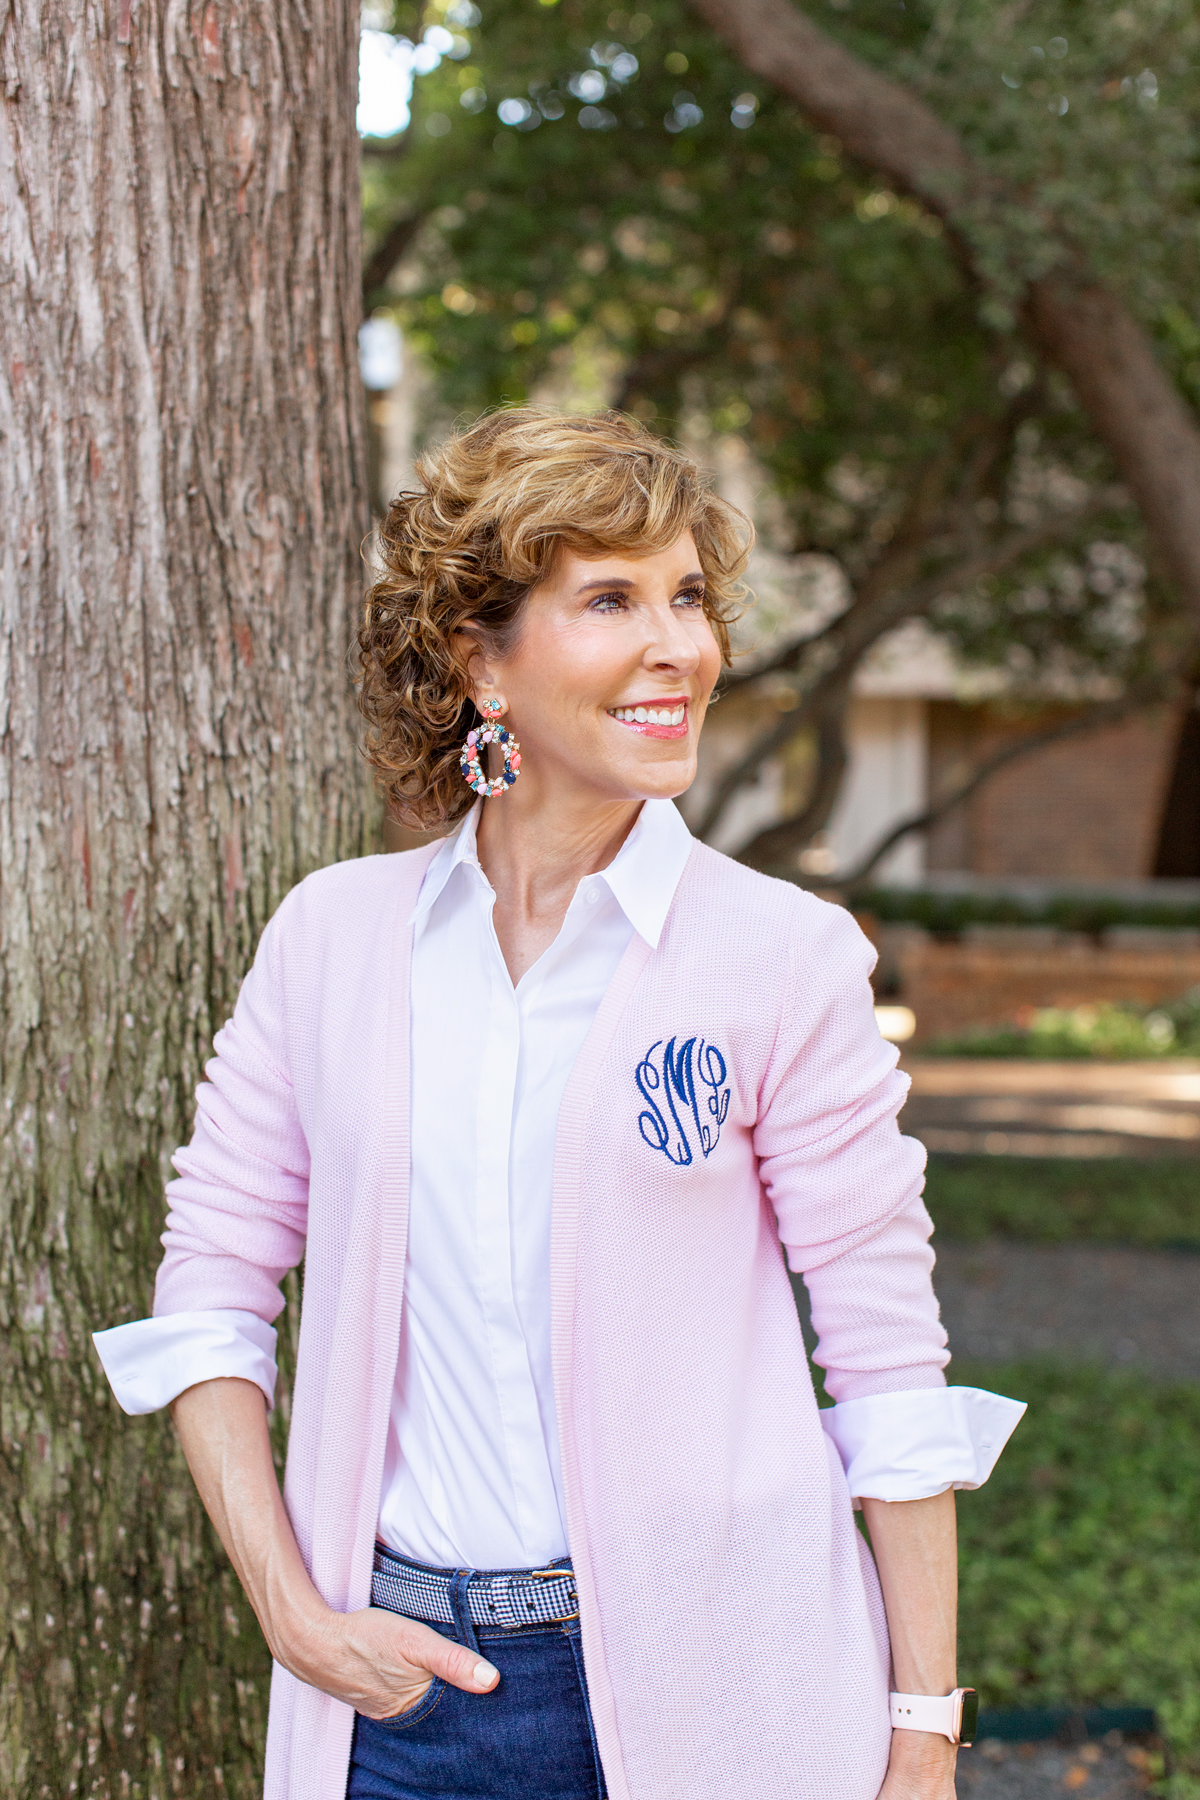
[889,1690,973,1743]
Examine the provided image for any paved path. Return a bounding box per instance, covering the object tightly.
[933,1240,1200,1381]
[958,1736,1152,1797]
[899,1059,1200,1159]
[794,1239,1200,1382]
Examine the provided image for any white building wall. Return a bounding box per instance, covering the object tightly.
[703,756,784,857]
[824,697,928,883]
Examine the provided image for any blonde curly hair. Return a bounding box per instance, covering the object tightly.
[357,406,753,831]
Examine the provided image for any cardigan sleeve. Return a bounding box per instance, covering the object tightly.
[92,904,308,1413]
[754,897,943,1396]
[753,898,1024,1495]
[152,901,310,1320]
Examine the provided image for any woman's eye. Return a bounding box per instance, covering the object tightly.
[674,587,705,608]
[590,593,626,613]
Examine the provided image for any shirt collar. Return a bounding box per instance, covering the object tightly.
[593,798,693,948]
[410,802,485,927]
[410,796,693,949]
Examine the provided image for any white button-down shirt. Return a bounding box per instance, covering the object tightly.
[380,797,693,1566]
[93,797,1022,1564]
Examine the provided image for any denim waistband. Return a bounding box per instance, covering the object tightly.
[371,1543,579,1633]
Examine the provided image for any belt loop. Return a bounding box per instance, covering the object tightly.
[448,1567,482,1658]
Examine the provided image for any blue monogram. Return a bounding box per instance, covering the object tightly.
[635,1035,730,1167]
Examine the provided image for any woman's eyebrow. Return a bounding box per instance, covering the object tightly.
[574,569,706,594]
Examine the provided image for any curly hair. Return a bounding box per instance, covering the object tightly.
[357,406,753,831]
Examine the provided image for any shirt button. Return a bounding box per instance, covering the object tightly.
[587,888,601,904]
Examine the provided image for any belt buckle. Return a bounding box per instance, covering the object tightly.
[527,1568,580,1622]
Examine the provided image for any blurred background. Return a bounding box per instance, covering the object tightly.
[359,6,1200,1793]
[3,2,1199,1796]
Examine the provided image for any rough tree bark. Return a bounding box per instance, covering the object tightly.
[0,4,367,1795]
[685,0,1200,627]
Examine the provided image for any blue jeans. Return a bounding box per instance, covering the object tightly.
[346,1562,607,1800]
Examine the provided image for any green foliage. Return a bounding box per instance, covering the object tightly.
[856,885,1200,935]
[928,992,1200,1059]
[923,1153,1200,1247]
[361,0,1199,696]
[376,0,985,489]
[835,2,1200,327]
[953,1361,1200,1793]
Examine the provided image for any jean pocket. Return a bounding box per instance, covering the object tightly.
[368,1676,448,1731]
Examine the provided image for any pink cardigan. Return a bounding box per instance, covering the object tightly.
[156,840,946,1800]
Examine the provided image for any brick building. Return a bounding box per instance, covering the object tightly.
[688,552,1198,884]
[924,699,1186,881]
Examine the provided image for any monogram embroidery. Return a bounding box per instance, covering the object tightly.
[635,1036,730,1167]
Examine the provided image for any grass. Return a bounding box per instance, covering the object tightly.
[923,1153,1200,1248]
[952,1361,1200,1795]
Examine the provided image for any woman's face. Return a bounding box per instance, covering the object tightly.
[471,532,723,807]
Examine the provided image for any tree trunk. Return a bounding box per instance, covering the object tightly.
[0,4,368,1794]
[685,0,1200,626]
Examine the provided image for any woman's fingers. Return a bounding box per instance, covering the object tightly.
[386,1613,500,1697]
[282,1604,501,1718]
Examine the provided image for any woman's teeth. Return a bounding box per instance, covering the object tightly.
[608,705,686,726]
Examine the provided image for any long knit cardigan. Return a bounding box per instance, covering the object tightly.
[155,838,947,1800]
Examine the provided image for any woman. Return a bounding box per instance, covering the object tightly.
[95,408,1023,1800]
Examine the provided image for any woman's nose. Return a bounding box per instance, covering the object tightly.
[645,607,701,670]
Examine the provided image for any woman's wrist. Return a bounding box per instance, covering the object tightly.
[888,1727,957,1767]
[879,1729,958,1800]
[255,1559,343,1680]
[268,1592,344,1682]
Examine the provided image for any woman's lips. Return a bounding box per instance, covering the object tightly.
[606,701,689,740]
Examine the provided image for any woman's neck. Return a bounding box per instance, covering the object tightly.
[474,787,644,986]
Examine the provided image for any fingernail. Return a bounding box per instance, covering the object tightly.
[474,1660,499,1688]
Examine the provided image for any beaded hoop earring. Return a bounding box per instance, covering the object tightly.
[460,700,522,798]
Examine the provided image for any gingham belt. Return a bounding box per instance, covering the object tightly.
[371,1545,579,1631]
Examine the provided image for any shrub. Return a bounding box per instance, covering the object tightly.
[848,886,1200,937]
[927,993,1200,1059]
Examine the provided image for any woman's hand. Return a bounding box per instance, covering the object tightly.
[167,1379,500,1720]
[281,1603,499,1720]
[876,1728,957,1800]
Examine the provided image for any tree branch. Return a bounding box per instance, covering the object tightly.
[716,435,979,702]
[733,683,852,869]
[798,673,1186,890]
[722,453,1119,703]
[610,341,706,416]
[702,492,1113,842]
[686,0,974,200]
[362,209,427,307]
[684,0,1200,627]
[696,676,834,842]
[720,602,850,698]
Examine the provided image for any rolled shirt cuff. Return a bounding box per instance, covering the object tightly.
[92,1309,279,1415]
[821,1385,1027,1503]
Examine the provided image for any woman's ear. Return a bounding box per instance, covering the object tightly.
[454,621,499,712]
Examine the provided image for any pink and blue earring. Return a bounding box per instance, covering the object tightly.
[460,697,522,797]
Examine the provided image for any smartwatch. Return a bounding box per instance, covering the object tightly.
[889,1689,978,1746]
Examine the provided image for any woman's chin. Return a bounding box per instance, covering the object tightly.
[620,753,698,803]
[521,740,698,806]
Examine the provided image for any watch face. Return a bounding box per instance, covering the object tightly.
[959,1689,979,1747]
